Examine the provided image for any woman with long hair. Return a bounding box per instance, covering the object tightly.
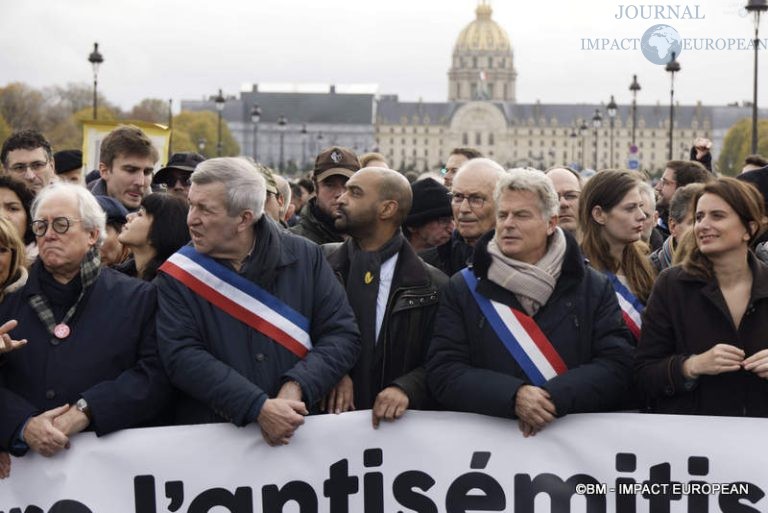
[117,193,190,281]
[0,176,35,266]
[635,178,768,416]
[579,170,656,340]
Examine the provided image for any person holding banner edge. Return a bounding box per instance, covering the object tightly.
[156,157,360,446]
[427,169,634,437]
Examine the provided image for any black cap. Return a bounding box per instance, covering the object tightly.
[406,178,452,227]
[95,195,129,226]
[153,152,205,185]
[53,150,83,174]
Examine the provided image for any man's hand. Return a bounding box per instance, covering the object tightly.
[514,385,556,437]
[22,405,71,457]
[743,349,768,379]
[372,386,409,429]
[52,407,90,437]
[0,452,10,479]
[257,398,308,446]
[322,375,355,414]
[683,344,744,379]
[276,381,303,402]
[0,320,26,355]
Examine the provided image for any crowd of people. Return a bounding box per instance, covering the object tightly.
[1,123,768,479]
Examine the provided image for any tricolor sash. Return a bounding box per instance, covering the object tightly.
[159,245,312,358]
[605,273,643,340]
[461,268,567,386]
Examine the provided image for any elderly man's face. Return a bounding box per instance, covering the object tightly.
[451,167,496,246]
[495,189,557,264]
[187,182,247,260]
[35,193,99,280]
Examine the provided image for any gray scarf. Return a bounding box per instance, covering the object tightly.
[486,227,567,316]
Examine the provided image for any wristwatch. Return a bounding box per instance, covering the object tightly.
[75,398,92,421]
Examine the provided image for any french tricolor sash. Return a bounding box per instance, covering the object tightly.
[605,273,643,340]
[159,245,312,358]
[461,268,567,386]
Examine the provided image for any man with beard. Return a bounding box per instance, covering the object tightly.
[323,168,447,427]
[421,158,505,276]
[654,160,711,238]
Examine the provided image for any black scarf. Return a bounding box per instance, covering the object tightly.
[242,216,281,291]
[345,231,404,408]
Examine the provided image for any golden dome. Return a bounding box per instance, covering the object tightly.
[453,2,511,54]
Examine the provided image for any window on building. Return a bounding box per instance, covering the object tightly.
[473,56,478,68]
[412,149,417,156]
[462,133,468,145]
[475,132,482,145]
[489,133,495,146]
[487,83,494,98]
[488,57,493,68]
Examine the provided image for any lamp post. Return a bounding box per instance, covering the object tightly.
[214,89,226,156]
[168,99,173,159]
[592,109,603,170]
[665,52,681,161]
[569,127,578,165]
[277,115,287,171]
[607,95,617,168]
[746,0,768,153]
[629,75,641,145]
[197,137,206,154]
[301,124,308,170]
[88,43,104,120]
[579,120,588,169]
[250,104,262,162]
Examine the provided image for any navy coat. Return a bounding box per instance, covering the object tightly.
[426,230,634,418]
[0,263,171,455]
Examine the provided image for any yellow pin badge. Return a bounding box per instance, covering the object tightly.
[364,272,374,284]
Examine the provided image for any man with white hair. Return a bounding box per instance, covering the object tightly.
[421,158,505,276]
[0,182,170,459]
[427,169,633,436]
[156,157,360,446]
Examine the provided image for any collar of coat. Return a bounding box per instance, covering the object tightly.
[675,250,768,301]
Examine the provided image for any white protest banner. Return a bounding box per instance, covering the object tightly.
[2,410,766,513]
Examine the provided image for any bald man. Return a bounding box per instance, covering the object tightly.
[323,168,447,427]
[545,167,582,237]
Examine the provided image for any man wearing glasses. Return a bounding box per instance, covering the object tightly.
[654,160,711,238]
[544,167,582,238]
[1,130,56,195]
[422,158,505,276]
[151,152,205,200]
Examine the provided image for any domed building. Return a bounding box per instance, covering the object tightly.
[448,1,517,102]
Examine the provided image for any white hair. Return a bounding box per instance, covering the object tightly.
[637,181,657,211]
[495,168,559,219]
[191,157,266,220]
[32,182,106,248]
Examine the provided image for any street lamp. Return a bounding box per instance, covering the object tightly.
[629,75,641,145]
[214,89,226,157]
[168,98,173,159]
[746,0,768,153]
[569,127,578,165]
[579,120,588,169]
[301,124,308,170]
[607,95,618,168]
[592,109,603,170]
[250,104,262,162]
[665,52,681,161]
[197,137,206,154]
[277,115,287,171]
[88,43,104,120]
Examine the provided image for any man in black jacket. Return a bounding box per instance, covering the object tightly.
[427,168,633,436]
[325,167,447,427]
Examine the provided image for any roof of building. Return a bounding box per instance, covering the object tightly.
[454,2,512,55]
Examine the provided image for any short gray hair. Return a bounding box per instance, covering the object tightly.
[637,181,657,212]
[495,168,559,219]
[191,157,266,219]
[32,182,106,248]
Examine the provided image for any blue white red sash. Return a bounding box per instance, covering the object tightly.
[461,268,567,386]
[605,273,643,340]
[159,245,312,358]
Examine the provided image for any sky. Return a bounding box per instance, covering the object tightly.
[0,0,764,112]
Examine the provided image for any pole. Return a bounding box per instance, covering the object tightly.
[752,21,760,154]
[669,76,675,161]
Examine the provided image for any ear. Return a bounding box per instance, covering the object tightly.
[237,210,255,232]
[87,228,100,248]
[98,162,110,181]
[546,215,558,235]
[747,220,759,240]
[379,200,398,221]
[591,205,606,225]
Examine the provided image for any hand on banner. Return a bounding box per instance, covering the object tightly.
[514,385,556,437]
[22,405,71,457]
[0,319,26,354]
[258,398,308,446]
[742,349,768,379]
[683,344,744,379]
[0,452,10,479]
[53,407,90,436]
[276,380,303,402]
[321,374,355,414]
[372,386,409,429]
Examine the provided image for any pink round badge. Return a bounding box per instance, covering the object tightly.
[53,323,71,339]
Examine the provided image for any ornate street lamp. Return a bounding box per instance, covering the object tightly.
[277,115,287,171]
[214,89,226,157]
[592,110,603,170]
[746,0,768,153]
[250,104,262,162]
[607,95,618,168]
[629,75,641,145]
[665,52,681,161]
[88,43,104,120]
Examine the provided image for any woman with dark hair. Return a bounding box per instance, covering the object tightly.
[635,177,768,416]
[579,170,656,340]
[117,193,190,281]
[0,176,35,266]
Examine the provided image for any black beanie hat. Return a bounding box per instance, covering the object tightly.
[405,178,452,228]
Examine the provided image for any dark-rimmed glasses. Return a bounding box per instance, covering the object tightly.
[31,217,82,237]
